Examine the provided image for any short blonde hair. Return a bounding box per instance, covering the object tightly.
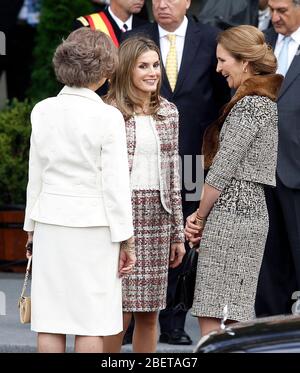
[53,28,118,87]
[217,25,277,75]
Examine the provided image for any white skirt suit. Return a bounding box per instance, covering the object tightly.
[23,86,134,336]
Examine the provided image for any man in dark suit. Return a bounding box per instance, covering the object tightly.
[258,0,272,31]
[0,0,37,100]
[255,0,300,316]
[74,0,147,44]
[125,0,230,344]
[74,0,148,97]
[198,0,259,30]
[0,0,23,70]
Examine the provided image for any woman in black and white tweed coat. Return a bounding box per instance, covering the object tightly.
[185,25,283,336]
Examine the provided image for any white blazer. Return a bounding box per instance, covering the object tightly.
[23,86,134,242]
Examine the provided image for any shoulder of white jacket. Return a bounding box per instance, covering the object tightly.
[31,97,58,122]
[32,96,58,113]
[99,104,125,128]
[31,96,124,128]
[102,101,123,117]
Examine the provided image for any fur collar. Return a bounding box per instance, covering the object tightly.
[220,74,283,122]
[203,74,283,169]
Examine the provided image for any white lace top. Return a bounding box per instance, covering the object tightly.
[130,115,160,190]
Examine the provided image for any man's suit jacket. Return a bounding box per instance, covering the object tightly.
[0,0,23,33]
[0,0,23,71]
[125,18,231,206]
[74,7,147,43]
[24,86,134,243]
[265,27,300,189]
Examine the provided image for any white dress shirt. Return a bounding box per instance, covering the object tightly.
[258,7,271,31]
[158,16,188,71]
[275,26,300,74]
[108,6,133,31]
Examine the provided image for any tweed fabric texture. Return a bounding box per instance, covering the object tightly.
[206,95,278,191]
[122,97,184,312]
[191,179,268,321]
[122,190,171,312]
[124,97,184,242]
[192,93,278,322]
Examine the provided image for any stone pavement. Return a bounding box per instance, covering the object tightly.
[0,272,201,353]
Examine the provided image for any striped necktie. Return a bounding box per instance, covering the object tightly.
[277,36,291,76]
[121,23,128,33]
[166,34,178,91]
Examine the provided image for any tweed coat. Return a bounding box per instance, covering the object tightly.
[192,74,283,321]
[204,74,284,191]
[124,97,184,243]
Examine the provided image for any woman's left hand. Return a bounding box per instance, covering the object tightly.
[25,231,33,259]
[169,243,185,268]
[185,212,203,247]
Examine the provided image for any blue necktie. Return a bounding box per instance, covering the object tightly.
[277,36,291,76]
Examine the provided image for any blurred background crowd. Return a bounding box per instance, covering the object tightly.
[0,0,270,106]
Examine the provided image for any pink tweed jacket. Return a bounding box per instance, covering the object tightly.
[125,97,184,243]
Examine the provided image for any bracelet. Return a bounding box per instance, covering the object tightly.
[121,239,135,254]
[195,210,206,229]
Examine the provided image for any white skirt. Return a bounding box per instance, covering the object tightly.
[31,222,122,336]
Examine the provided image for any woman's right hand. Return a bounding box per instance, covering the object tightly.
[119,237,136,277]
[184,212,203,248]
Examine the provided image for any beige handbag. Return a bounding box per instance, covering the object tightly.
[18,256,32,324]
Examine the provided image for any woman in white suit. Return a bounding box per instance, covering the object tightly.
[23,28,136,353]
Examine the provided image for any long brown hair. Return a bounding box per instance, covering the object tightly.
[202,25,278,169]
[106,36,162,118]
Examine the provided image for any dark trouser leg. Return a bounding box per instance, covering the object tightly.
[6,23,36,101]
[277,179,300,304]
[122,316,134,345]
[159,202,198,333]
[159,240,190,332]
[255,180,298,316]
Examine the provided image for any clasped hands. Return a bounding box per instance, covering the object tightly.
[184,210,206,250]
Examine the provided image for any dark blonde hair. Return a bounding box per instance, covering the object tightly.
[217,25,277,75]
[203,25,279,169]
[106,36,162,118]
[53,28,118,87]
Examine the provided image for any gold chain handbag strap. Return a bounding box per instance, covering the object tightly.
[20,256,32,299]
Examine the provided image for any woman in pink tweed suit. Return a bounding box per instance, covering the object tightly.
[104,36,185,353]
